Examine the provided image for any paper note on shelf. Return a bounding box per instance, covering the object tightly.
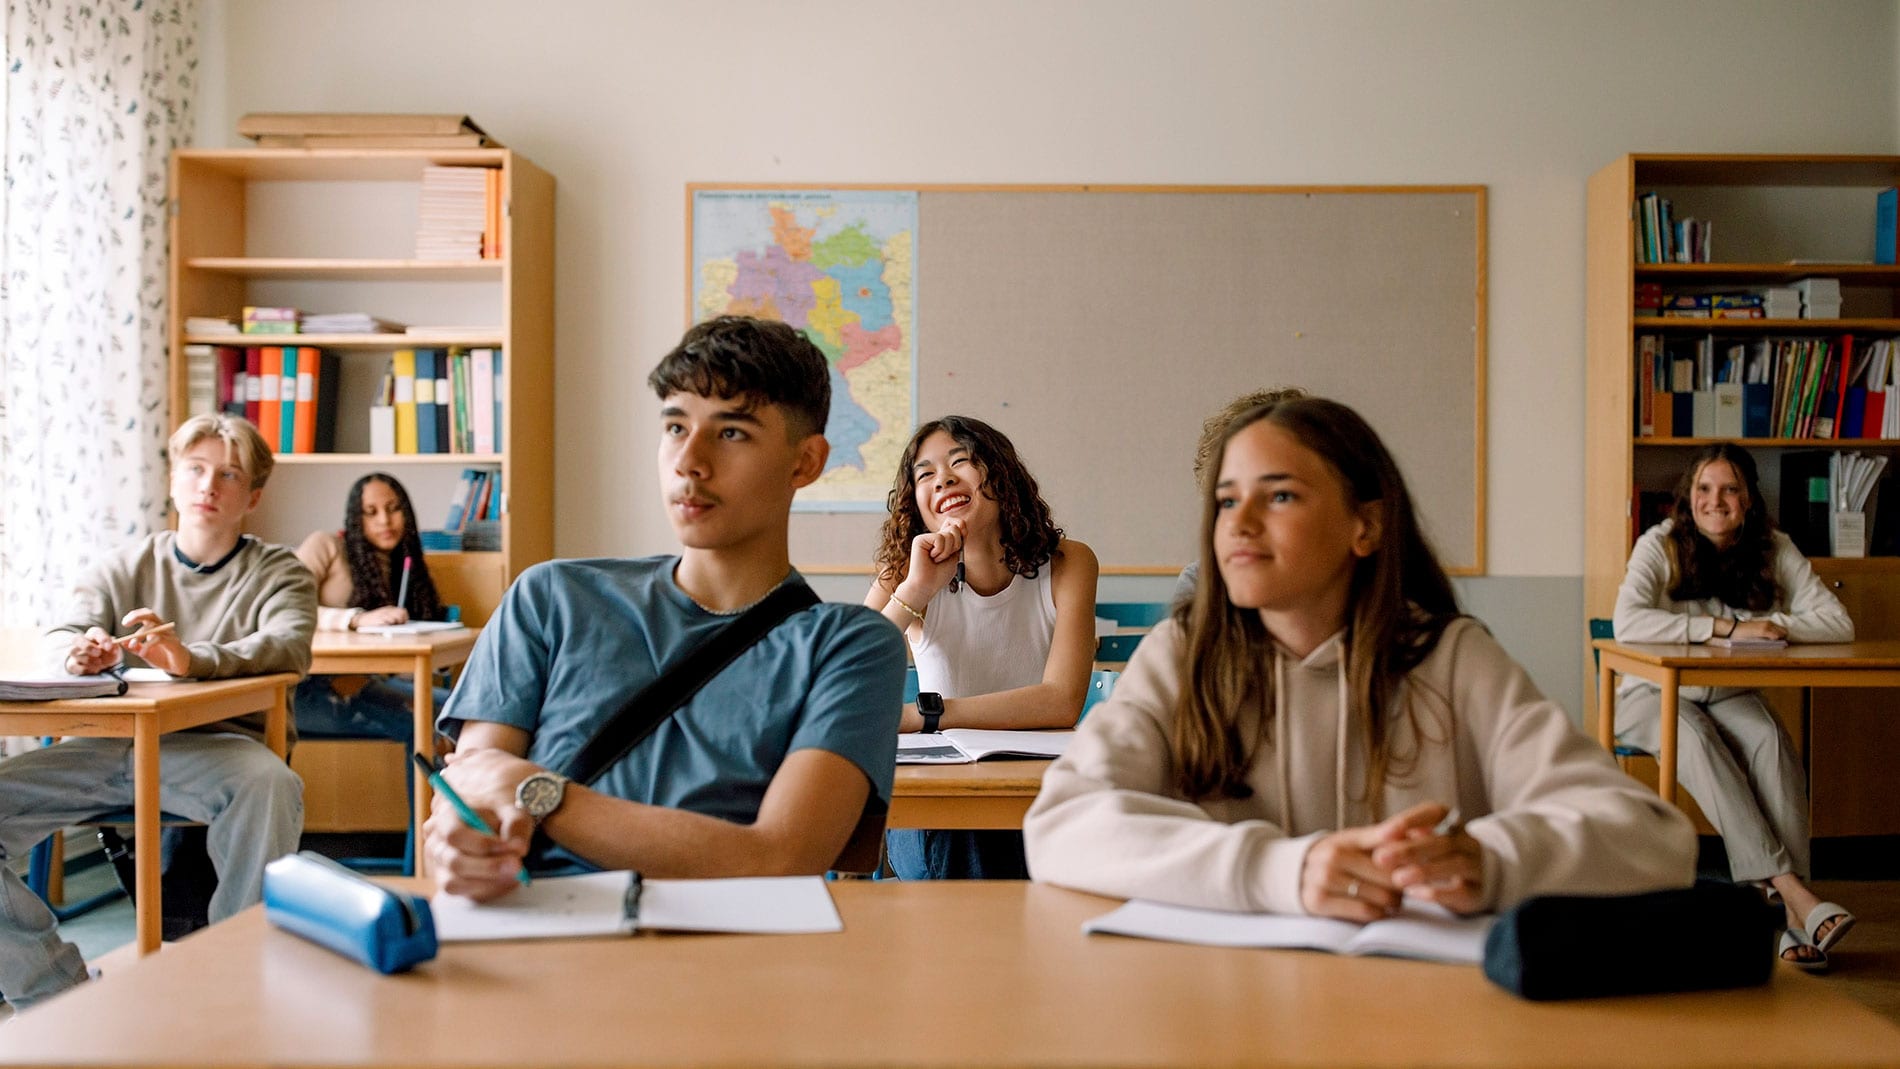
[1083,898,1492,965]
[896,729,1072,764]
[356,621,467,636]
[430,872,842,942]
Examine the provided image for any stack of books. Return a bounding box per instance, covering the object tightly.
[242,306,299,334]
[1634,192,1712,264]
[1794,278,1842,319]
[185,315,239,336]
[185,345,342,453]
[367,348,505,455]
[236,113,500,150]
[417,166,494,261]
[423,467,504,552]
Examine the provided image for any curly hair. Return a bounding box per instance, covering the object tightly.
[646,316,831,440]
[873,416,1063,585]
[1662,444,1779,612]
[343,473,442,621]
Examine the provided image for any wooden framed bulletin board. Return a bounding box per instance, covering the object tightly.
[688,184,1487,576]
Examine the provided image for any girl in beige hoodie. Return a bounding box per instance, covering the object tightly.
[1025,397,1696,921]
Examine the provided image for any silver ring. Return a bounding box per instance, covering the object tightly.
[1345,880,1360,900]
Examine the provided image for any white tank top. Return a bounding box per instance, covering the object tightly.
[911,569,1057,698]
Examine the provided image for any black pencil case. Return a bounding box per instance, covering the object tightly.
[1482,879,1778,1000]
[263,851,437,974]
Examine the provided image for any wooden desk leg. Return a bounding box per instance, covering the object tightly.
[1597,661,1616,751]
[1657,669,1680,805]
[133,717,162,955]
[412,654,434,878]
[265,682,288,759]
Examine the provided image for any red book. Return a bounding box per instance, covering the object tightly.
[215,347,242,415]
[293,347,319,454]
[1834,335,1854,438]
[1866,391,1888,440]
[243,347,263,426]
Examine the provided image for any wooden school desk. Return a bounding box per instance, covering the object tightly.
[308,627,480,873]
[0,674,295,955]
[4,881,1898,1068]
[889,759,1049,829]
[1594,639,1900,803]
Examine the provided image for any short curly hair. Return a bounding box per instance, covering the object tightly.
[1192,386,1308,489]
[646,316,831,440]
[873,416,1063,585]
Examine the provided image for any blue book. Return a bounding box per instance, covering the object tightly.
[1878,188,1897,265]
[277,346,299,453]
[491,349,504,454]
[414,349,438,454]
[1841,387,1868,439]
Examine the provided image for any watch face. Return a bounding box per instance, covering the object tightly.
[518,773,564,817]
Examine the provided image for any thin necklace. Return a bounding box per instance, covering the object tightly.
[686,569,791,616]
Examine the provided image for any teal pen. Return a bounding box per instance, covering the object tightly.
[412,753,531,886]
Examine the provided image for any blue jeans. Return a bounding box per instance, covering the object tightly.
[0,735,301,1007]
[294,675,451,743]
[886,830,1029,880]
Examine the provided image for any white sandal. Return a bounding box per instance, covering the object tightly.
[1779,928,1829,974]
[1805,902,1856,954]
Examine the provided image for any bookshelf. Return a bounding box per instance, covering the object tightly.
[1585,153,1900,837]
[168,148,555,628]
[169,148,555,834]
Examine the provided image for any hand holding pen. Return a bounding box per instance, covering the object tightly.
[116,609,191,676]
[416,751,535,901]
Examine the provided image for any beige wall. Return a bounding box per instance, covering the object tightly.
[202,0,1899,578]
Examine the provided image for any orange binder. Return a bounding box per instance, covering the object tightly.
[293,346,320,454]
[257,347,283,450]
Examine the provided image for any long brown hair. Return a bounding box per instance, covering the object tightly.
[873,416,1064,585]
[343,473,442,621]
[1171,397,1461,803]
[1662,444,1778,611]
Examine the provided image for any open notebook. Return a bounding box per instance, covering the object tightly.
[430,872,843,942]
[1084,899,1493,965]
[896,729,1073,765]
[1705,635,1787,649]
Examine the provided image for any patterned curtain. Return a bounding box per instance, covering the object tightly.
[0,0,199,637]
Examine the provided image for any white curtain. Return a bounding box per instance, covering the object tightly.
[0,0,200,636]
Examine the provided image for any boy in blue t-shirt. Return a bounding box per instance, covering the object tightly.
[427,317,906,898]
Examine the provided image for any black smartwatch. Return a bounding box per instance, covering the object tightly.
[917,691,945,733]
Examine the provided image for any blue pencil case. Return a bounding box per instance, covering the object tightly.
[263,851,437,974]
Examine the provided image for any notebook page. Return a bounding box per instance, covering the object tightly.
[1343,904,1492,964]
[1084,899,1358,953]
[431,870,634,942]
[640,876,843,934]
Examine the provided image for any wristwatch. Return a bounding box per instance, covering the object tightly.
[917,691,945,734]
[514,770,570,821]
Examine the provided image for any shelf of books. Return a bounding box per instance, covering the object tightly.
[1587,154,1900,836]
[169,147,554,629]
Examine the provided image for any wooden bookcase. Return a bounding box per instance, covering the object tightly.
[1584,154,1900,837]
[168,148,555,831]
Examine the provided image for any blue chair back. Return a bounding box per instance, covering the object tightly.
[903,666,919,705]
[1096,632,1144,666]
[1096,602,1170,628]
[1079,670,1119,721]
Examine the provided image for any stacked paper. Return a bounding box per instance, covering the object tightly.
[416,166,488,261]
[185,315,239,335]
[1794,278,1842,320]
[1762,287,1802,319]
[302,312,404,334]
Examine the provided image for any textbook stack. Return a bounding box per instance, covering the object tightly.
[185,315,239,336]
[1794,278,1842,320]
[242,306,299,334]
[236,112,500,151]
[301,312,403,334]
[416,166,501,261]
[375,348,505,455]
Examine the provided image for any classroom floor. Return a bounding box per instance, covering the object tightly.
[5,849,1898,1030]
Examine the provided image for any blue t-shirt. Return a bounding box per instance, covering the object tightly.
[439,556,906,867]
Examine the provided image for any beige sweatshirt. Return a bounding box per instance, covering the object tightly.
[1024,617,1697,915]
[43,532,316,742]
[296,530,368,632]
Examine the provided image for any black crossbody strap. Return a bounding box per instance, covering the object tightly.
[562,581,819,786]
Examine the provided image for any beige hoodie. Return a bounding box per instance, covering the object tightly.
[1024,617,1696,915]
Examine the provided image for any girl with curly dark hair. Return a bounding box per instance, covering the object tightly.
[1613,443,1856,971]
[865,416,1099,879]
[293,473,450,740]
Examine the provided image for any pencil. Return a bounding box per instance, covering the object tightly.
[114,621,176,647]
[411,753,531,886]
